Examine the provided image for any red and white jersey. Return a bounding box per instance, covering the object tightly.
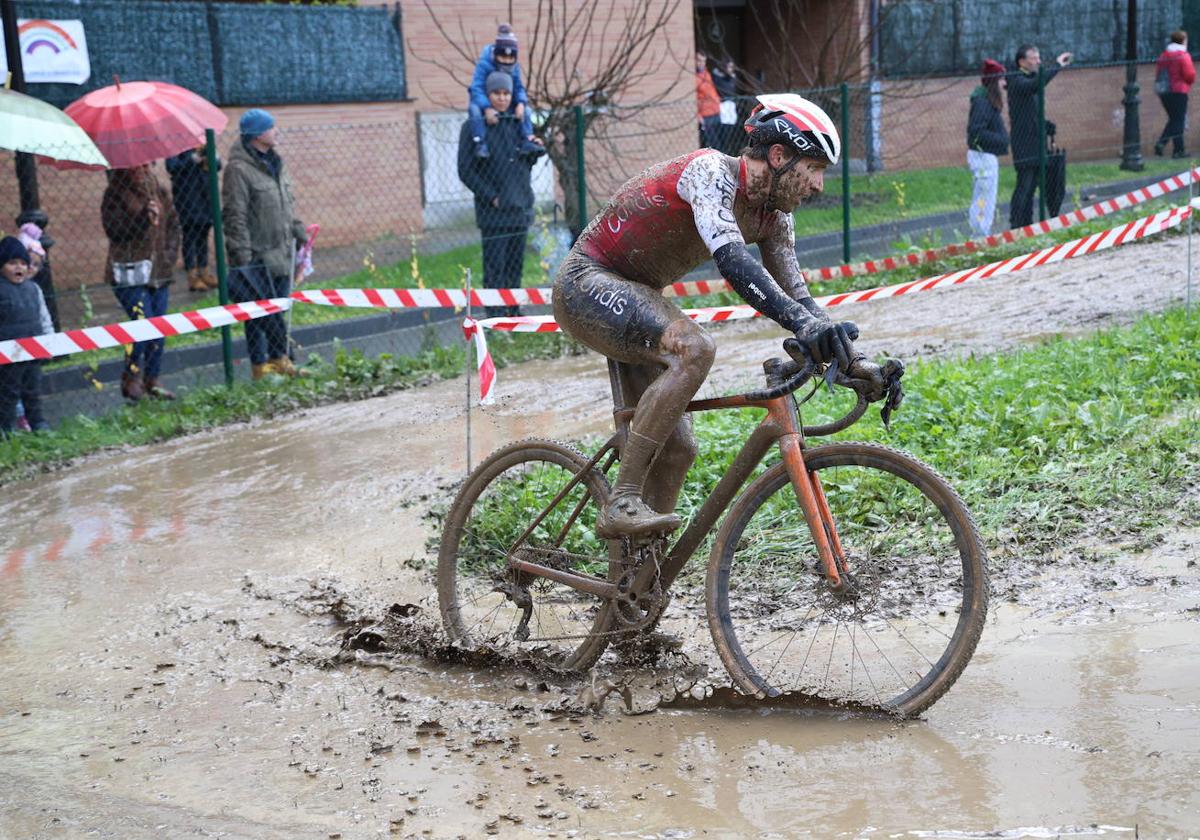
[576,149,806,294]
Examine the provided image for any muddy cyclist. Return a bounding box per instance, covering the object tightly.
[553,94,902,539]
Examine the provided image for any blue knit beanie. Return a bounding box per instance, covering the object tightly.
[0,236,30,267]
[239,108,276,139]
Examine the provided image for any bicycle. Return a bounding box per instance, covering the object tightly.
[437,341,989,717]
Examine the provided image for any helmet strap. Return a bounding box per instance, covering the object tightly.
[766,153,802,207]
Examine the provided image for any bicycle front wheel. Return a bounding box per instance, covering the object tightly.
[437,438,617,671]
[706,442,988,717]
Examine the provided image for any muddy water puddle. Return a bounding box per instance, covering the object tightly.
[4,244,1200,837]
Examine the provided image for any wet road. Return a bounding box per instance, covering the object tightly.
[2,237,1199,838]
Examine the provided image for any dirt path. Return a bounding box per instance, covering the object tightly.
[1,236,1198,839]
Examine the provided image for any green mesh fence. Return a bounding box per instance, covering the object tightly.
[1,59,1196,431]
[12,0,406,107]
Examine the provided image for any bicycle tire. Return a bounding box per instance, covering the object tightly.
[437,438,617,671]
[706,441,988,717]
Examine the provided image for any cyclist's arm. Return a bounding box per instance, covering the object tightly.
[759,210,828,322]
[678,155,810,332]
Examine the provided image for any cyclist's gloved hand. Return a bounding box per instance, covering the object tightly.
[793,319,859,373]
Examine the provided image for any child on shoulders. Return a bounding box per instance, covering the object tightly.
[468,23,543,158]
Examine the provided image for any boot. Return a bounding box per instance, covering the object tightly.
[269,356,309,378]
[121,371,145,402]
[1154,142,1165,157]
[251,361,278,381]
[201,268,220,289]
[187,268,208,292]
[595,491,682,539]
[144,376,176,400]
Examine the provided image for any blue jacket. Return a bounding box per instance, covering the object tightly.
[469,44,529,112]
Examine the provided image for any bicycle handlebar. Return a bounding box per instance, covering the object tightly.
[738,342,872,437]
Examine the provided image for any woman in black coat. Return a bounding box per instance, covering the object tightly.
[966,59,1010,237]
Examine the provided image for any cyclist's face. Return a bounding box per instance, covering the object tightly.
[775,158,827,210]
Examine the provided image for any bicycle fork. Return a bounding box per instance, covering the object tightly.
[775,415,848,592]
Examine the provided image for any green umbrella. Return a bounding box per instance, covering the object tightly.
[0,86,108,167]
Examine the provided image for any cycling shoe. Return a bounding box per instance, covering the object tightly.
[596,491,682,539]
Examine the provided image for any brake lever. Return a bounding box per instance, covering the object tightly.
[879,360,905,430]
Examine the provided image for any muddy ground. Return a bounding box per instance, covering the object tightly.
[2,236,1199,839]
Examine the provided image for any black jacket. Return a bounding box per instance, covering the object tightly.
[457,116,535,231]
[1006,64,1060,167]
[967,87,1009,156]
[165,150,219,226]
[0,280,47,342]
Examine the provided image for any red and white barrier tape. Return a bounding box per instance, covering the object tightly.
[0,297,293,365]
[291,286,552,310]
[1,197,1192,369]
[461,318,497,406]
[460,202,1193,403]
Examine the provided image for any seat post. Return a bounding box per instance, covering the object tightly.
[607,359,634,445]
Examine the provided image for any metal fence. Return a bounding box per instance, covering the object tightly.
[2,59,1196,433]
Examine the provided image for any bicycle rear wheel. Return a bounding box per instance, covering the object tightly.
[437,438,617,671]
[706,442,988,717]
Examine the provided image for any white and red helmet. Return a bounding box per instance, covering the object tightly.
[743,93,841,166]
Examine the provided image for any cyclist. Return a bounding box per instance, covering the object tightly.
[554,93,896,539]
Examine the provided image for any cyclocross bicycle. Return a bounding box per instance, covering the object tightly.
[437,341,989,717]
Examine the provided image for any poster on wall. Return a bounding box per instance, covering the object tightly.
[0,19,91,85]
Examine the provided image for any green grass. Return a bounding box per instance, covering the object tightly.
[1,330,582,486]
[677,307,1200,565]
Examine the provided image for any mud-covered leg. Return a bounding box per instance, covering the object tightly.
[553,257,714,537]
[617,362,700,516]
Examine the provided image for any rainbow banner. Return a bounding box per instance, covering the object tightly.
[0,19,90,85]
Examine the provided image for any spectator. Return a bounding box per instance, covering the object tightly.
[1007,44,1072,228]
[695,52,722,149]
[468,23,541,159]
[12,225,53,431]
[1154,30,1195,159]
[166,147,221,292]
[458,71,539,320]
[966,59,1010,237]
[222,108,308,380]
[15,216,58,332]
[0,236,51,436]
[101,164,181,402]
[710,58,740,153]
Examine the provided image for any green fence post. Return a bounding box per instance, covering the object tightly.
[1036,66,1047,223]
[841,82,851,264]
[205,128,234,387]
[573,104,587,234]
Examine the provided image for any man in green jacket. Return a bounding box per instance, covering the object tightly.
[222,109,308,379]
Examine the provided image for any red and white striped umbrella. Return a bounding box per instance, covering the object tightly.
[53,79,227,170]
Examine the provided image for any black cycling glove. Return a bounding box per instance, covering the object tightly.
[794,318,859,372]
